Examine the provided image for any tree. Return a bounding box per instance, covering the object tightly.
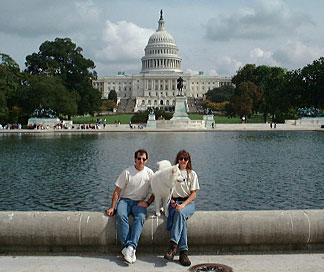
[108,90,117,102]
[232,64,288,121]
[131,111,149,123]
[205,85,234,103]
[17,75,78,122]
[100,99,117,112]
[231,82,261,117]
[0,53,21,123]
[232,64,257,86]
[299,57,324,109]
[231,94,253,118]
[254,66,287,121]
[25,38,101,115]
[203,101,229,111]
[0,92,8,123]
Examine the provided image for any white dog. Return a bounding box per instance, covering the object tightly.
[151,160,185,217]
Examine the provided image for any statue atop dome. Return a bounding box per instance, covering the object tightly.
[158,9,165,31]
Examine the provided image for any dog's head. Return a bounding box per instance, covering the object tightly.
[171,165,186,183]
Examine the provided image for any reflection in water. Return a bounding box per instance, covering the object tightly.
[1,131,324,211]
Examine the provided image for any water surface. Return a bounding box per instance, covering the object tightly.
[1,131,324,211]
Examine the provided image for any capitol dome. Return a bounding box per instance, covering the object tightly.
[141,10,182,74]
[148,29,176,44]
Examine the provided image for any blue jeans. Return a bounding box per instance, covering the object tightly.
[116,198,147,249]
[170,201,195,251]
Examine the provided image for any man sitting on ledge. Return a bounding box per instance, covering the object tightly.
[106,149,154,264]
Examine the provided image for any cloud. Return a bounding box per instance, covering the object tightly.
[249,48,279,66]
[272,41,324,69]
[208,69,218,76]
[95,20,154,63]
[206,0,312,41]
[187,56,242,77]
[0,0,100,37]
[245,41,324,70]
[185,69,200,76]
[214,56,243,76]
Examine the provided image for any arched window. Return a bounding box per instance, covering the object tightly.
[160,100,164,105]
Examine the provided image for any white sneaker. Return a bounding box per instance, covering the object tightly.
[122,246,135,264]
[131,248,136,263]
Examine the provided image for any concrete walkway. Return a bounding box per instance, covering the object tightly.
[0,123,322,133]
[1,253,324,272]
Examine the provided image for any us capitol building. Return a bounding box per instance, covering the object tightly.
[93,11,232,113]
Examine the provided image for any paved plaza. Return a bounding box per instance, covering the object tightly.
[1,253,324,272]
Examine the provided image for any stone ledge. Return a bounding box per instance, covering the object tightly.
[1,210,324,253]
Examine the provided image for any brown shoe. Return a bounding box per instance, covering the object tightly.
[164,242,178,260]
[179,250,191,266]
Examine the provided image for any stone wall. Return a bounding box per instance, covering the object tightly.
[1,210,324,253]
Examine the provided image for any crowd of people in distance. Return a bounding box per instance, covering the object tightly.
[0,123,22,130]
[129,121,144,129]
[0,119,145,130]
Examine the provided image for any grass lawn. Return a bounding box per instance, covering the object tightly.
[189,114,267,123]
[72,114,134,124]
[72,113,267,124]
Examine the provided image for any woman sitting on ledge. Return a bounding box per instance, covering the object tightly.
[164,149,200,266]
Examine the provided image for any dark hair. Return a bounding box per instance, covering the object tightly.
[174,149,192,171]
[134,149,148,160]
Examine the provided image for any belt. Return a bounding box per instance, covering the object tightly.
[172,197,188,202]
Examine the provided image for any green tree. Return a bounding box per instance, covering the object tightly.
[131,111,149,123]
[231,82,260,117]
[0,53,21,123]
[232,64,257,86]
[108,90,117,102]
[254,66,287,121]
[299,57,324,109]
[25,38,101,115]
[153,108,173,120]
[0,92,8,123]
[232,64,288,122]
[205,85,235,103]
[17,75,78,122]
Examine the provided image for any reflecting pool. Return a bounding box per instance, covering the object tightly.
[1,131,324,211]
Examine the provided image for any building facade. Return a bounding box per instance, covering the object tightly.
[93,11,232,112]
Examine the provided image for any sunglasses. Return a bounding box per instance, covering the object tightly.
[137,157,147,161]
[178,157,189,161]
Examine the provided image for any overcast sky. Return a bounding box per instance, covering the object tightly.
[1,0,324,77]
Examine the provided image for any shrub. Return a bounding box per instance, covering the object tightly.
[131,111,148,123]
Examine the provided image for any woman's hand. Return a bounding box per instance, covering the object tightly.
[175,203,185,211]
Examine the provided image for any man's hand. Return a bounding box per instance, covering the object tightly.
[137,201,148,208]
[106,208,115,216]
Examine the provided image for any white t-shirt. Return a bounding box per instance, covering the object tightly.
[172,169,200,198]
[115,165,154,201]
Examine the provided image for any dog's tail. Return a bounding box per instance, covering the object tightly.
[156,160,172,171]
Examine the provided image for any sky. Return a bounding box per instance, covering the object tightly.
[1,0,324,78]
